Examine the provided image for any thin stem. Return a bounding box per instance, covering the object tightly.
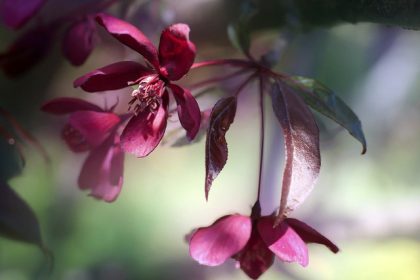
[192,59,288,82]
[234,72,258,97]
[0,107,50,164]
[191,59,254,70]
[256,75,266,202]
[188,68,250,90]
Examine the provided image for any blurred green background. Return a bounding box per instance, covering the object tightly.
[1,1,420,279]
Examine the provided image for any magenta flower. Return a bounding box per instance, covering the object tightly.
[189,214,338,279]
[0,0,47,30]
[0,26,54,77]
[74,13,201,157]
[41,97,125,202]
[62,15,98,66]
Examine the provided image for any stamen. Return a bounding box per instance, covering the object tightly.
[128,75,163,116]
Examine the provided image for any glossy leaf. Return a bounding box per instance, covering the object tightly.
[205,97,237,200]
[284,76,366,154]
[270,82,320,224]
[0,183,43,247]
[227,22,251,57]
[227,0,257,57]
[0,131,24,182]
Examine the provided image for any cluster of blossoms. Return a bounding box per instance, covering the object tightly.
[34,9,367,279]
[0,0,119,76]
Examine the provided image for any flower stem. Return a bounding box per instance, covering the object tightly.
[256,75,265,202]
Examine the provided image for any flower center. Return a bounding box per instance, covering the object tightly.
[62,124,90,152]
[128,75,163,116]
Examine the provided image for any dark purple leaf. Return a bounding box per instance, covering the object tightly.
[205,97,237,200]
[270,82,320,225]
[0,183,43,247]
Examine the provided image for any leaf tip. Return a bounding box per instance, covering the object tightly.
[361,144,367,155]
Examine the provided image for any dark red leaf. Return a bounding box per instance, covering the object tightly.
[0,183,43,247]
[270,82,320,225]
[205,97,237,200]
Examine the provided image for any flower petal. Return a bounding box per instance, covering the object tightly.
[0,0,47,29]
[286,218,339,253]
[63,111,120,152]
[0,27,53,77]
[234,228,274,279]
[95,13,159,69]
[74,61,152,92]
[62,17,96,66]
[78,135,124,202]
[120,97,168,157]
[41,97,103,115]
[258,217,308,267]
[170,84,201,140]
[158,23,196,81]
[189,214,252,266]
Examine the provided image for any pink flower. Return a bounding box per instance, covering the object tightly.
[74,13,201,157]
[189,214,338,279]
[41,97,125,202]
